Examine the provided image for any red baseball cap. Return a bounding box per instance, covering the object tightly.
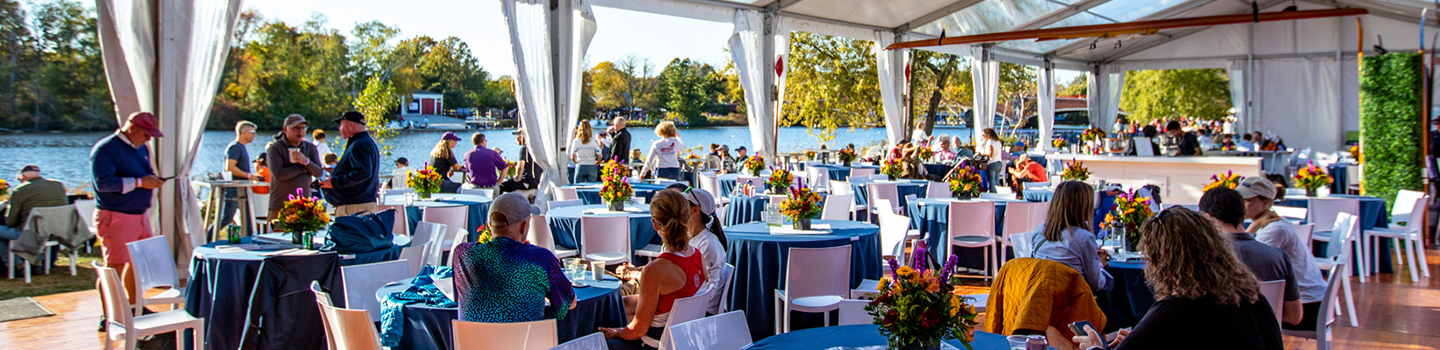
[126,112,164,138]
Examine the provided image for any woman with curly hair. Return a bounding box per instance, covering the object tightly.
[1074,207,1283,350]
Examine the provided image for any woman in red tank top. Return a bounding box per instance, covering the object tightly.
[600,190,707,350]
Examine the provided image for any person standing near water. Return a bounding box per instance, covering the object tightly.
[430,132,465,193]
[609,117,632,163]
[569,122,602,183]
[320,111,380,217]
[91,111,167,303]
[312,129,332,159]
[264,115,323,219]
[211,121,260,235]
[641,121,686,180]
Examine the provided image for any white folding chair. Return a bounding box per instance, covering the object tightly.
[667,311,752,350]
[1295,224,1315,251]
[550,332,606,350]
[124,236,185,315]
[1365,196,1431,282]
[949,201,998,281]
[866,182,900,220]
[999,201,1049,265]
[1259,280,1285,325]
[580,215,631,265]
[850,167,876,178]
[774,246,851,334]
[528,215,577,258]
[96,262,204,350]
[249,192,271,233]
[1308,198,1364,282]
[712,263,737,315]
[341,260,412,323]
[548,200,584,211]
[1272,205,1307,221]
[657,289,713,350]
[555,187,580,202]
[423,205,469,256]
[1281,257,1349,350]
[876,210,918,265]
[1314,213,1358,327]
[821,193,854,221]
[836,299,871,326]
[926,181,952,199]
[453,319,557,350]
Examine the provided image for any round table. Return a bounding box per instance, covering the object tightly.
[851,178,930,209]
[374,277,625,350]
[547,204,660,251]
[1096,260,1151,325]
[718,172,771,197]
[186,235,407,350]
[808,164,880,181]
[1023,189,1055,202]
[724,195,773,226]
[568,182,668,205]
[745,324,1014,349]
[383,194,493,240]
[905,198,1022,270]
[1278,194,1393,274]
[724,220,883,340]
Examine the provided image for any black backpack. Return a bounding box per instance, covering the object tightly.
[324,209,395,254]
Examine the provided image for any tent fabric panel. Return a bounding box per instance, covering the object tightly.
[1252,57,1344,155]
[784,0,965,29]
[592,0,736,23]
[784,16,875,42]
[1112,25,1250,61]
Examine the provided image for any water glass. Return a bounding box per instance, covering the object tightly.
[405,193,415,206]
[1007,335,1028,350]
[590,261,606,281]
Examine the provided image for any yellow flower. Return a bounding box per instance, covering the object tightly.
[896,266,914,278]
[878,277,890,290]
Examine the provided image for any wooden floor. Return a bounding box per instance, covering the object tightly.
[2,250,1438,349]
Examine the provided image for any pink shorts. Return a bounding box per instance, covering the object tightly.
[96,210,153,265]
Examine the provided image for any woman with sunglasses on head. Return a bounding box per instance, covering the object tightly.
[680,187,728,314]
[1073,207,1283,350]
[600,190,708,350]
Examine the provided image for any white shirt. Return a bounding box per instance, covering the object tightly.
[1254,219,1327,303]
[314,140,332,156]
[642,137,685,175]
[689,229,727,314]
[979,139,1003,165]
[568,138,602,165]
[1237,140,1256,152]
[911,128,929,141]
[390,166,412,189]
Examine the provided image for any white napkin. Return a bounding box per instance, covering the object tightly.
[435,277,456,302]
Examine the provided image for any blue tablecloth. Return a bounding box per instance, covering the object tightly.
[905,198,1018,270]
[1278,195,1393,275]
[1327,164,1350,194]
[724,220,882,340]
[924,162,953,177]
[375,277,625,350]
[396,200,491,241]
[809,164,880,181]
[1024,189,1054,202]
[1096,261,1151,323]
[718,172,773,197]
[547,204,661,251]
[569,182,668,205]
[186,235,406,350]
[851,178,930,208]
[745,325,1014,349]
[725,195,772,226]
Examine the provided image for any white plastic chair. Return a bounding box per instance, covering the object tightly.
[836,299,870,326]
[413,222,450,268]
[735,176,765,194]
[1308,198,1364,282]
[698,172,729,206]
[401,221,443,274]
[657,288,713,350]
[876,210,917,265]
[1281,256,1349,350]
[555,187,580,202]
[314,282,385,350]
[1365,196,1431,282]
[821,193,854,221]
[341,260,412,323]
[1259,280,1285,325]
[1295,224,1315,251]
[1314,213,1358,327]
[580,215,631,265]
[459,188,493,197]
[454,319,558,350]
[8,205,80,282]
[1272,205,1307,220]
[528,215,577,259]
[866,182,900,220]
[926,181,952,199]
[949,201,998,280]
[774,245,851,334]
[550,332,606,350]
[1386,190,1426,228]
[249,192,271,233]
[96,262,204,350]
[712,263,737,315]
[376,205,410,236]
[74,199,99,238]
[850,167,875,178]
[999,201,1049,265]
[667,311,752,350]
[124,236,185,315]
[423,205,469,256]
[310,281,338,350]
[548,199,584,211]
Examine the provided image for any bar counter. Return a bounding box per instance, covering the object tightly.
[1054,154,1263,204]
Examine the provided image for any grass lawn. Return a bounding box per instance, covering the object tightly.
[0,249,103,300]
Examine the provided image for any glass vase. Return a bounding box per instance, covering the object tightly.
[793,218,812,230]
[608,201,624,212]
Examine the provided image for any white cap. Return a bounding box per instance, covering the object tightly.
[489,193,540,226]
[683,188,716,216]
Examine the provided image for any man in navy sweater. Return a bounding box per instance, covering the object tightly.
[320,111,380,216]
[91,111,167,301]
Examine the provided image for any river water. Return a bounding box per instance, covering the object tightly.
[0,125,976,188]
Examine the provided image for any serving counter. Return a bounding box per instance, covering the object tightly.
[1054,154,1263,205]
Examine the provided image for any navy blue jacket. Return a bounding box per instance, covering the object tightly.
[323,131,380,206]
[91,133,155,214]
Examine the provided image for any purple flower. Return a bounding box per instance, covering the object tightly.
[887,258,900,277]
[912,245,929,272]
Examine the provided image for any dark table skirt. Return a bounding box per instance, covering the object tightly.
[724,220,882,340]
[375,278,625,350]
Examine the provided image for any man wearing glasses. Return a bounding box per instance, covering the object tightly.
[264,115,324,219]
[211,121,262,235]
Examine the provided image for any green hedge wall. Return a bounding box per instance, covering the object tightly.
[1359,53,1424,210]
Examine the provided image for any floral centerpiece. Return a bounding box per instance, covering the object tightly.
[0,178,9,197]
[1104,189,1155,252]
[1349,144,1363,164]
[504,159,518,179]
[407,165,443,199]
[600,160,634,211]
[1294,161,1333,197]
[946,164,984,199]
[743,155,766,176]
[880,157,903,181]
[804,150,818,160]
[1081,127,1106,142]
[778,180,823,230]
[1061,159,1091,182]
[838,148,858,166]
[766,168,794,194]
[916,143,935,162]
[272,189,330,248]
[475,224,494,244]
[866,246,979,350]
[1202,170,1242,192]
[1052,138,1069,150]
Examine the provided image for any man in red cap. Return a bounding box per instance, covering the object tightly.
[90,111,166,302]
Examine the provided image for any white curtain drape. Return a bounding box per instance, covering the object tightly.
[96,0,245,267]
[1037,61,1054,151]
[729,10,776,160]
[772,15,788,144]
[875,31,907,145]
[1253,57,1342,153]
[1090,66,1125,133]
[970,46,998,145]
[1228,60,1247,132]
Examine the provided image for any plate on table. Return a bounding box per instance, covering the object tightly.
[572,280,589,288]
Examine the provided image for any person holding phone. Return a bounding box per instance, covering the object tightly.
[263,114,323,219]
[91,111,167,303]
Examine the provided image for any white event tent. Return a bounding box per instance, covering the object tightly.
[92,0,1439,265]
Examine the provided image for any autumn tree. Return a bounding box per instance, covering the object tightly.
[1119,69,1231,123]
[782,31,880,143]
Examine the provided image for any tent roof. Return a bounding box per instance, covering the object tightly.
[608,0,1440,64]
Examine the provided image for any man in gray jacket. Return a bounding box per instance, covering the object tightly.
[264,115,323,219]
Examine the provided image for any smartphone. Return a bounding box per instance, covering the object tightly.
[1068,321,1105,350]
[157,175,176,181]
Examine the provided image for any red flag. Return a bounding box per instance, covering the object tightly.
[774,56,784,77]
[904,63,911,81]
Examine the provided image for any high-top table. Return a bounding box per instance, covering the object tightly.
[195,179,268,241]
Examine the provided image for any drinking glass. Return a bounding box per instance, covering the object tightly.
[405,193,415,206]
